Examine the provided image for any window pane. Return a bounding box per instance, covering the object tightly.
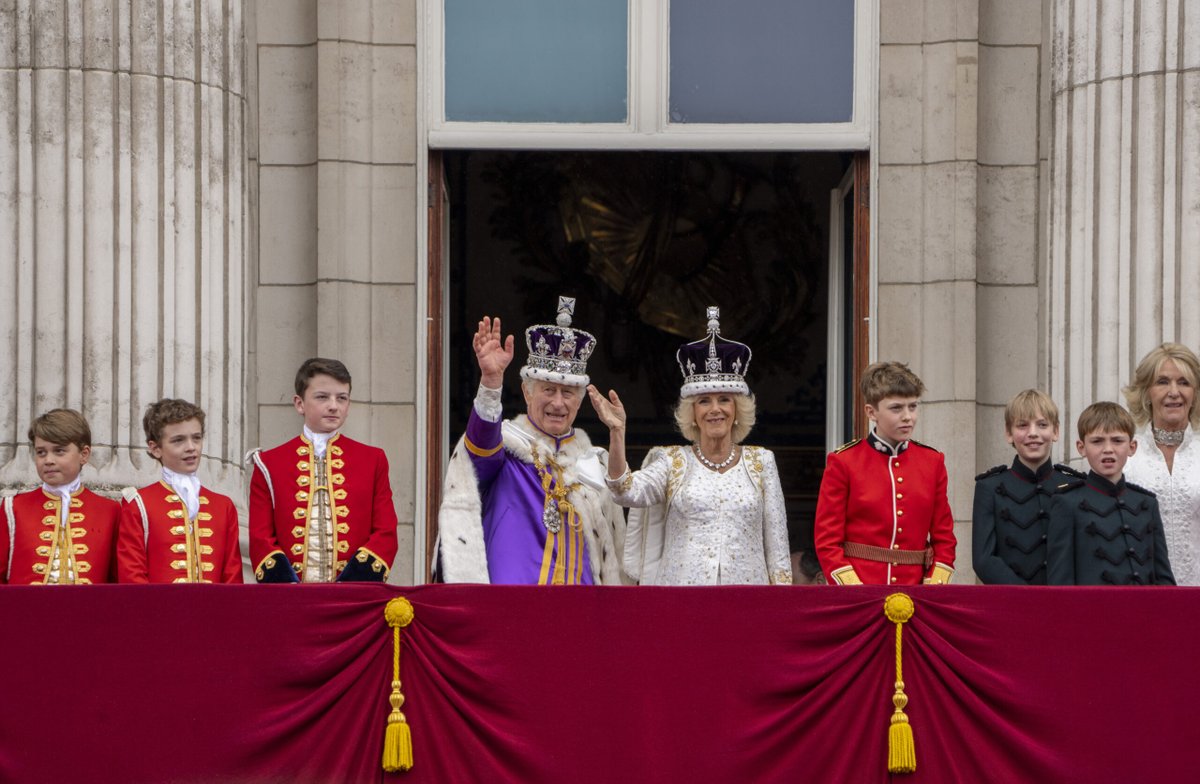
[669,0,855,124]
[445,0,628,123]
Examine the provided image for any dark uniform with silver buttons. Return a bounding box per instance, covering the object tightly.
[1046,472,1176,585]
[972,458,1083,585]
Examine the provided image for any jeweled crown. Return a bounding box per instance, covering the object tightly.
[676,306,752,397]
[519,296,596,388]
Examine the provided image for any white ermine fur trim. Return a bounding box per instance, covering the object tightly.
[438,416,628,584]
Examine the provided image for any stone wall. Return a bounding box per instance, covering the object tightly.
[0,0,246,498]
[250,0,419,582]
[1048,0,1200,450]
[878,0,1050,580]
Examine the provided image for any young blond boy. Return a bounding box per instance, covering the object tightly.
[116,399,243,583]
[1046,402,1175,585]
[814,362,957,585]
[0,409,120,584]
[972,390,1083,585]
[247,358,398,583]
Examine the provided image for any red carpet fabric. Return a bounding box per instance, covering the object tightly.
[0,584,1196,783]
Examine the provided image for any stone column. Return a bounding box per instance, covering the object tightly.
[877,1,981,572]
[975,2,1052,461]
[1048,0,1200,436]
[252,1,418,582]
[0,0,246,496]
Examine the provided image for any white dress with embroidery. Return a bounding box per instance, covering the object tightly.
[1124,424,1200,585]
[609,445,791,586]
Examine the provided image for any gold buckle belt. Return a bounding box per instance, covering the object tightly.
[843,541,932,567]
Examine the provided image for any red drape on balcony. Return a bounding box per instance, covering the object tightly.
[0,584,1196,783]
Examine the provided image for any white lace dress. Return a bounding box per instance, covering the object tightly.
[1124,425,1200,585]
[608,445,792,586]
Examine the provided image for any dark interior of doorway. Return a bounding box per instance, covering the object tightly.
[444,150,851,579]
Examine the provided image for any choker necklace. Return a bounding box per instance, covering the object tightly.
[1153,426,1185,447]
[694,444,738,471]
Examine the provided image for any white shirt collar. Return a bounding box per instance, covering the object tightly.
[162,466,201,519]
[42,475,82,499]
[303,425,337,458]
[42,476,82,526]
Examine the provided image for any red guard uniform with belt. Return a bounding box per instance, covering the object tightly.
[116,482,244,584]
[248,434,398,583]
[814,432,957,585]
[0,488,120,584]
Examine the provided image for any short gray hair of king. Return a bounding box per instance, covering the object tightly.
[673,393,756,444]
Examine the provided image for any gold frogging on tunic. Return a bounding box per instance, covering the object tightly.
[162,483,215,583]
[42,494,85,585]
[298,441,348,582]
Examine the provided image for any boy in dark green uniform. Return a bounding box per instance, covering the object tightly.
[972,389,1081,584]
[1047,402,1175,585]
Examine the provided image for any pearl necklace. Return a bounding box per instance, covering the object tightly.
[1153,426,1185,448]
[693,443,738,471]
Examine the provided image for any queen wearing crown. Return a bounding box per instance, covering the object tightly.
[437,297,626,584]
[589,308,792,585]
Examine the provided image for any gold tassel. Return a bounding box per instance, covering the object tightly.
[382,597,415,773]
[884,593,916,774]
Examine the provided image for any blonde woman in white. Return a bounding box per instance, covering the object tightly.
[1123,342,1200,585]
[588,307,791,586]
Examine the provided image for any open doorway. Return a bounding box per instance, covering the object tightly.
[425,150,869,582]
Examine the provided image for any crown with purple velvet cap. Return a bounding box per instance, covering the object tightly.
[519,296,597,388]
[676,306,752,397]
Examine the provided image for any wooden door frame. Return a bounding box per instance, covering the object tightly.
[423,152,446,581]
[851,150,871,437]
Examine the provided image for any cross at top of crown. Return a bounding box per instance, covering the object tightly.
[556,296,576,327]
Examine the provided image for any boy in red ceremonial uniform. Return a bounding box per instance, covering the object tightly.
[0,409,120,584]
[814,362,957,585]
[117,399,243,583]
[247,358,399,583]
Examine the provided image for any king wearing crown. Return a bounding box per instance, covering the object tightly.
[437,297,627,584]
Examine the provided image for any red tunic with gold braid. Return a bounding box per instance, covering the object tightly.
[0,488,120,585]
[248,434,398,583]
[814,432,957,586]
[116,481,244,584]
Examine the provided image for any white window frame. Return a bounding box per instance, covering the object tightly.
[424,0,876,151]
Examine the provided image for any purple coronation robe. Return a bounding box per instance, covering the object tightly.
[464,408,595,585]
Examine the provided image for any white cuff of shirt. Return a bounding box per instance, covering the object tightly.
[474,383,503,423]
